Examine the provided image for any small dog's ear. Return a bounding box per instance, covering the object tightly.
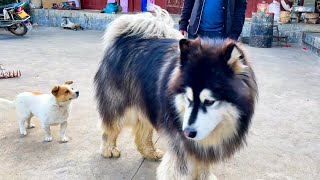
[65,81,73,85]
[51,85,60,96]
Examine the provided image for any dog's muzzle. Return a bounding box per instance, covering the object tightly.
[74,91,79,98]
[183,127,197,139]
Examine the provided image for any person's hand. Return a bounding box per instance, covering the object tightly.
[179,30,187,37]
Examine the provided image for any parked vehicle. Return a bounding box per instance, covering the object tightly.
[0,2,32,36]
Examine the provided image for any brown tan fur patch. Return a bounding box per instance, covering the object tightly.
[32,91,44,95]
[65,81,73,85]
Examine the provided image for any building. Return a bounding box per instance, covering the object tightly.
[81,0,295,18]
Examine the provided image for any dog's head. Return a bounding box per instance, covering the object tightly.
[51,81,79,102]
[170,38,257,142]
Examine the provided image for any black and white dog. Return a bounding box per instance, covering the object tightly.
[94,6,257,180]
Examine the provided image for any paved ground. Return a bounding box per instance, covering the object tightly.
[0,27,319,180]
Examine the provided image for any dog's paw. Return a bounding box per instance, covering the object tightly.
[45,136,53,142]
[200,172,218,180]
[144,148,164,161]
[209,173,218,180]
[27,123,35,129]
[20,130,27,136]
[60,136,69,143]
[101,147,121,158]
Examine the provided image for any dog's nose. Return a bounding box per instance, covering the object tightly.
[183,128,197,139]
[75,91,79,96]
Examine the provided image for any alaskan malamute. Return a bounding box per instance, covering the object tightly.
[94,6,257,180]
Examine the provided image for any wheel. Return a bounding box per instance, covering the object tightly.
[8,23,28,36]
[80,27,84,30]
[73,28,77,31]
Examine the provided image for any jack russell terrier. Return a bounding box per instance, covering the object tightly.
[0,81,79,142]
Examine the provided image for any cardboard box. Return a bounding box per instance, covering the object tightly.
[42,0,66,9]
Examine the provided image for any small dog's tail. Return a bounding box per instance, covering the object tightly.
[0,98,15,111]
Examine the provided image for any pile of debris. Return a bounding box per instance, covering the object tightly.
[0,64,21,79]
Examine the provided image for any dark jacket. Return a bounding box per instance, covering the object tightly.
[179,0,247,40]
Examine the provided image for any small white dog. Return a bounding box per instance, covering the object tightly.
[0,81,79,142]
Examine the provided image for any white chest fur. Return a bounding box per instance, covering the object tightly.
[44,104,71,125]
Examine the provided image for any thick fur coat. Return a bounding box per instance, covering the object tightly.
[94,6,257,180]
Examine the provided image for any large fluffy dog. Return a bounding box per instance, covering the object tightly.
[94,7,257,179]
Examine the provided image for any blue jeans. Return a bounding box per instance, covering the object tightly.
[188,29,225,39]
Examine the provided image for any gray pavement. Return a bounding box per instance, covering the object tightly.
[0,27,319,180]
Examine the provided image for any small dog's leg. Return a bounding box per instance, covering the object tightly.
[27,117,35,129]
[18,114,31,135]
[44,125,53,142]
[60,121,68,143]
[19,119,27,136]
[101,125,121,158]
[134,121,164,161]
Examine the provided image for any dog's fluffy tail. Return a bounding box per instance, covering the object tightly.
[103,5,184,49]
[0,98,15,111]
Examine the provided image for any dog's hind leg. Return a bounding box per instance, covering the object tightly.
[18,114,31,136]
[133,120,164,160]
[19,118,27,136]
[43,125,53,142]
[26,116,35,129]
[101,122,122,158]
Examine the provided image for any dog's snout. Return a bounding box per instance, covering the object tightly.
[74,91,79,98]
[183,128,197,139]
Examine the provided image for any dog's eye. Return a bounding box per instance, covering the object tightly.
[203,99,215,106]
[71,88,74,90]
[65,90,69,94]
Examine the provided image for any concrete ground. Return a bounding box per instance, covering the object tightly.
[0,27,319,180]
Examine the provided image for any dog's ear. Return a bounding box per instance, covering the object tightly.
[179,39,191,53]
[179,38,201,52]
[51,85,60,96]
[224,39,247,74]
[179,38,201,65]
[65,81,73,85]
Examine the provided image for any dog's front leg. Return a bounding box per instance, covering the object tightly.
[157,151,190,180]
[44,125,53,142]
[60,121,68,143]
